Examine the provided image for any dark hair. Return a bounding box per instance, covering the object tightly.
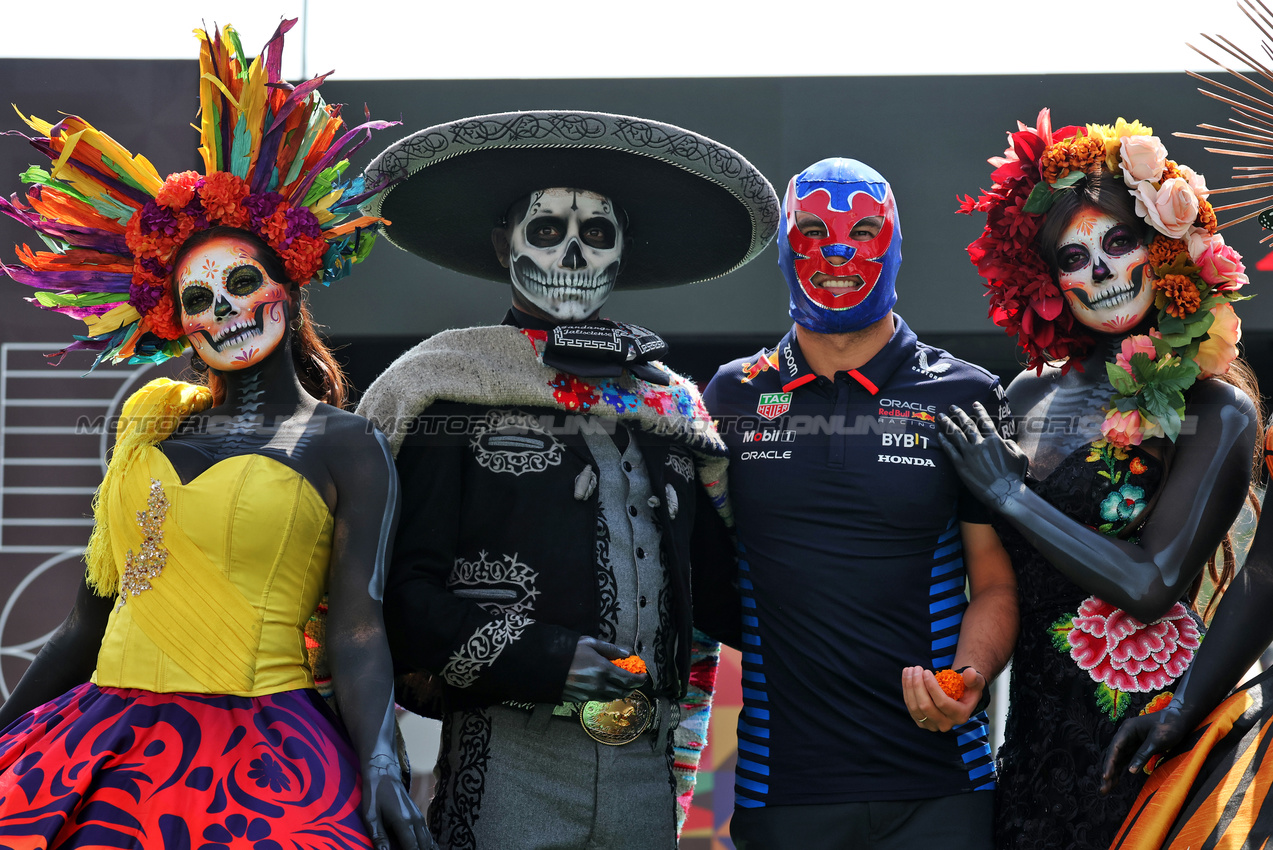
[1035,169,1151,277]
[170,227,349,409]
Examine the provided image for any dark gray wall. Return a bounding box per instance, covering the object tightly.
[2,60,1268,346]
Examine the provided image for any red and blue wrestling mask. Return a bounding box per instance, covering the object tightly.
[779,158,902,334]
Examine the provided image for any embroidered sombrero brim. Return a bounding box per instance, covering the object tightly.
[360,111,779,289]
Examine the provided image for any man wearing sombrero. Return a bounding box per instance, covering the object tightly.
[354,111,779,849]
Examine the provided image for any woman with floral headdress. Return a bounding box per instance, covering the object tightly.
[941,111,1262,850]
[0,22,435,850]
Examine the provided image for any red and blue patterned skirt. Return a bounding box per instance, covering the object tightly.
[0,683,374,849]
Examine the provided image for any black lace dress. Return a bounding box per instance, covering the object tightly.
[995,440,1203,850]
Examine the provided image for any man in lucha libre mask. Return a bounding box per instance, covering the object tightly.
[704,158,1018,850]
[354,111,779,849]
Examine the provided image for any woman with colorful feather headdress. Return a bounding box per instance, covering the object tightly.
[0,20,437,850]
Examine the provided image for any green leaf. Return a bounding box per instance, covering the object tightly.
[1098,470,1111,479]
[1096,683,1131,721]
[1023,182,1055,214]
[1049,615,1076,653]
[1051,170,1087,189]
[1149,356,1201,394]
[1128,352,1156,384]
[1157,314,1187,336]
[1106,361,1138,395]
[1159,332,1194,348]
[1158,405,1183,442]
[1150,336,1174,359]
[1182,309,1216,340]
[1114,396,1140,412]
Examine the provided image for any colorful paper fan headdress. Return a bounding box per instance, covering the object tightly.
[0,19,397,367]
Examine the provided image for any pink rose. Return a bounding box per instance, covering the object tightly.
[1115,335,1156,377]
[1188,230,1248,292]
[1120,135,1168,187]
[1134,177,1200,239]
[1195,303,1242,378]
[1176,163,1210,201]
[1101,408,1164,448]
[1067,596,1201,693]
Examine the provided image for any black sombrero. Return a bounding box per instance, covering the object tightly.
[360,110,779,289]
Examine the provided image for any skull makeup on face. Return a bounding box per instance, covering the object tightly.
[505,188,623,322]
[1055,207,1154,335]
[175,233,290,371]
[779,158,902,334]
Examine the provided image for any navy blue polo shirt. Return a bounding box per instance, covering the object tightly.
[702,315,1008,808]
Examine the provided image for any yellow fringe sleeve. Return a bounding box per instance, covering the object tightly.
[84,379,214,597]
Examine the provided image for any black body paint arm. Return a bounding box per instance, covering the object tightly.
[326,427,436,850]
[939,379,1257,623]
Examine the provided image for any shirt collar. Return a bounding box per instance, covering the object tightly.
[778,315,919,396]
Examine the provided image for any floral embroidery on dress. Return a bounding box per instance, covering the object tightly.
[1053,597,1200,720]
[1045,441,1197,720]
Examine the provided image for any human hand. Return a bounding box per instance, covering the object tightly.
[901,666,986,732]
[1100,704,1190,794]
[937,403,1029,509]
[560,636,647,703]
[361,755,437,850]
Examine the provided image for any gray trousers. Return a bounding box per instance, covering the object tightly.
[428,702,679,850]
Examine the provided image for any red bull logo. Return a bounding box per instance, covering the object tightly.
[741,351,779,383]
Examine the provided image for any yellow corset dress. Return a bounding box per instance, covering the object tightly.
[92,445,333,696]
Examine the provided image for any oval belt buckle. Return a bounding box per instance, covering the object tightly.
[579,691,655,745]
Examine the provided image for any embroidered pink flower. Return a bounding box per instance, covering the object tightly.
[1115,335,1156,377]
[1134,177,1199,240]
[1194,303,1242,379]
[641,390,674,416]
[1119,135,1168,187]
[1067,596,1199,693]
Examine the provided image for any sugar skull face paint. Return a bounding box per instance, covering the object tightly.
[779,158,902,334]
[175,234,290,371]
[1055,207,1154,335]
[507,188,623,322]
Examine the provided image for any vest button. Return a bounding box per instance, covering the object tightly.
[636,547,646,559]
[628,505,638,517]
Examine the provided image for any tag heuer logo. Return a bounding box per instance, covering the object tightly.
[756,392,792,420]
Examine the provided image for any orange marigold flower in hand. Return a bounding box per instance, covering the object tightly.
[612,656,647,675]
[1147,236,1187,271]
[935,669,966,701]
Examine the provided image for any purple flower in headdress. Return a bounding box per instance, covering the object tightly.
[139,202,179,237]
[128,281,163,314]
[244,192,285,230]
[283,206,322,241]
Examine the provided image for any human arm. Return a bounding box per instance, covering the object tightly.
[689,480,742,649]
[903,521,1018,732]
[0,578,113,729]
[326,428,434,850]
[938,380,1257,622]
[384,405,642,704]
[1101,495,1273,791]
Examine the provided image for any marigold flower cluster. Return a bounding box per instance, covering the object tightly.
[934,669,965,701]
[1156,274,1203,318]
[1039,135,1106,185]
[124,171,327,339]
[612,656,648,675]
